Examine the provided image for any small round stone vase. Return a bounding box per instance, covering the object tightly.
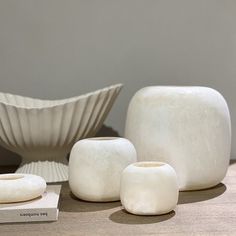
[120,161,179,215]
[69,137,137,202]
[125,86,231,191]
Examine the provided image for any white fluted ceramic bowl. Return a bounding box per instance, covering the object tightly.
[0,84,123,182]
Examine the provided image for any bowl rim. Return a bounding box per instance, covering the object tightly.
[0,84,123,110]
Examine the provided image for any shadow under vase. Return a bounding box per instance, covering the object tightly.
[109,209,176,225]
[178,183,227,204]
[59,186,121,213]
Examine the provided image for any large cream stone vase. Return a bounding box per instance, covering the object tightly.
[125,86,231,191]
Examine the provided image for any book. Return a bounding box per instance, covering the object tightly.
[0,185,61,223]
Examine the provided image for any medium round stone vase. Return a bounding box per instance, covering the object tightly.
[69,137,137,202]
[125,86,231,191]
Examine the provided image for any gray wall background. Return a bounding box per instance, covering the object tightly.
[0,0,235,165]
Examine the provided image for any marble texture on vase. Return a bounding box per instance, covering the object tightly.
[125,86,231,191]
[69,137,137,202]
[0,84,123,182]
[120,161,179,215]
[0,173,46,203]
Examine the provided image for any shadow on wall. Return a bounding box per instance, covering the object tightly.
[0,124,120,166]
[95,124,120,137]
[0,146,21,166]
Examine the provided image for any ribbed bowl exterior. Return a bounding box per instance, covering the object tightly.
[0,84,123,182]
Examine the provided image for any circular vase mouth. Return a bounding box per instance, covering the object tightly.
[133,161,166,168]
[0,174,25,180]
[88,137,120,141]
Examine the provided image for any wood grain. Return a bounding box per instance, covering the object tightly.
[0,162,236,236]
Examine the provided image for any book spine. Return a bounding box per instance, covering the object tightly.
[0,208,58,223]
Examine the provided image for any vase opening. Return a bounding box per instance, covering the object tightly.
[88,137,120,141]
[0,174,24,180]
[134,162,166,168]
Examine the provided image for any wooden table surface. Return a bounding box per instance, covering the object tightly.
[0,162,236,236]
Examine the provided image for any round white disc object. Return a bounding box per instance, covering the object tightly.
[0,173,47,203]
